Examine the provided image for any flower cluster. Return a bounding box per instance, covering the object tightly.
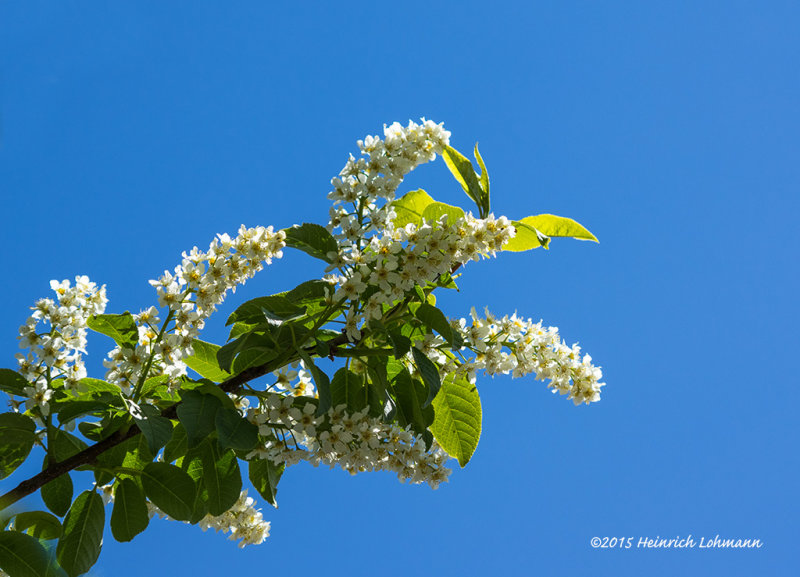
[331,212,515,341]
[103,225,286,391]
[15,276,108,416]
[327,119,451,247]
[454,308,605,405]
[270,361,318,398]
[248,397,452,489]
[135,488,270,548]
[197,490,271,547]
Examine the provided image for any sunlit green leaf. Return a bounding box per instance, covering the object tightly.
[183,340,232,382]
[502,220,550,252]
[517,214,598,242]
[390,189,435,228]
[441,145,487,215]
[282,223,339,263]
[86,313,139,350]
[474,143,490,200]
[430,377,482,467]
[421,201,465,226]
[226,295,305,327]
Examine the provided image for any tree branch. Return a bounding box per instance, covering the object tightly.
[0,352,311,512]
[0,272,451,512]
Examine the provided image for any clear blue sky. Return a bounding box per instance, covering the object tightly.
[2,2,798,576]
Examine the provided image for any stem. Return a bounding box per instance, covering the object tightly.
[132,310,175,402]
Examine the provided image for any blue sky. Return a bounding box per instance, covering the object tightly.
[1,2,798,576]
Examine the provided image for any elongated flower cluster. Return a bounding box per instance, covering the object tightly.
[454,308,605,405]
[15,276,108,415]
[104,225,286,391]
[327,119,451,246]
[331,213,515,341]
[247,397,452,489]
[137,489,270,548]
[197,490,271,547]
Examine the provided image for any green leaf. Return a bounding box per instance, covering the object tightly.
[176,390,223,448]
[282,223,339,263]
[435,272,459,290]
[50,430,88,464]
[13,511,62,541]
[0,530,52,577]
[365,357,390,412]
[178,446,209,524]
[474,143,490,200]
[441,145,486,216]
[517,214,598,242]
[163,423,188,463]
[215,409,258,451]
[198,441,242,516]
[56,490,104,577]
[411,348,441,407]
[41,469,73,518]
[113,436,155,479]
[390,369,433,442]
[421,201,465,227]
[231,345,279,374]
[54,400,109,424]
[0,369,29,397]
[110,478,149,543]
[226,295,305,327]
[430,377,482,467]
[0,413,36,480]
[76,378,122,396]
[330,369,367,413]
[86,312,139,350]
[133,405,173,454]
[180,381,236,409]
[249,459,284,508]
[139,375,172,400]
[502,220,550,252]
[285,279,330,304]
[390,189,435,228]
[387,330,411,358]
[183,340,233,382]
[414,303,460,348]
[141,463,197,521]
